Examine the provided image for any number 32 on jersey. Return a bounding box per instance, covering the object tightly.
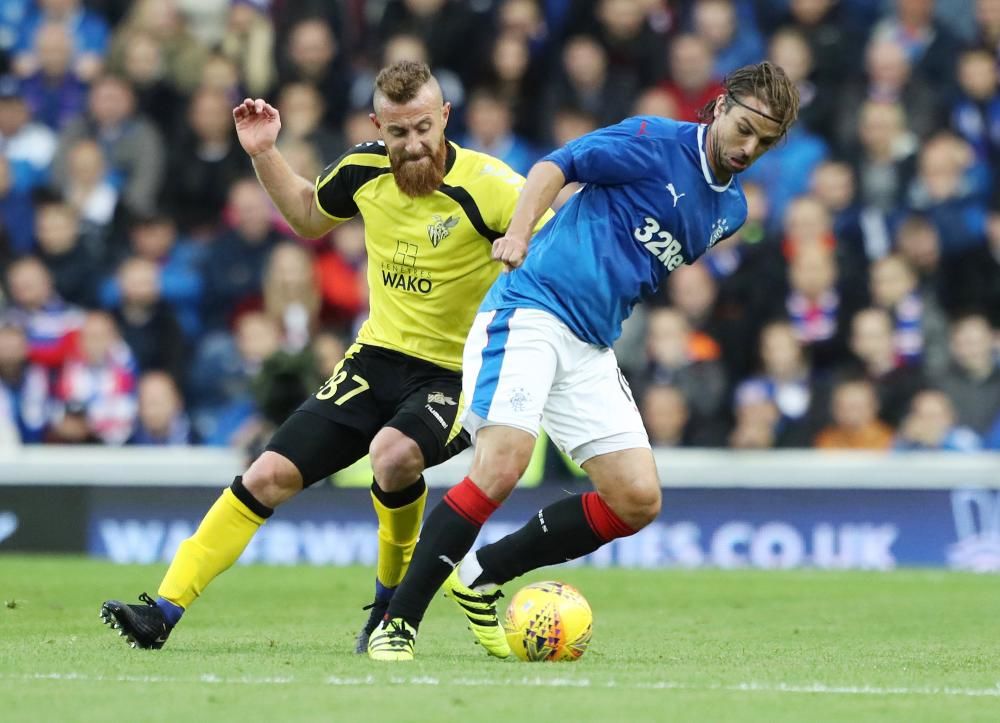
[634,216,685,271]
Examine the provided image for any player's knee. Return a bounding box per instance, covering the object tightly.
[615,479,662,531]
[486,463,522,500]
[243,451,303,508]
[635,483,663,528]
[369,433,424,492]
[469,450,530,502]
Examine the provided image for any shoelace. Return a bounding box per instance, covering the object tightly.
[480,589,504,612]
[361,598,390,611]
[386,619,414,642]
[138,592,157,607]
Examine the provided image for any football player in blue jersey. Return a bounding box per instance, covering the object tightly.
[369,62,800,661]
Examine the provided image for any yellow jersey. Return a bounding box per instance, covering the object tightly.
[314,140,548,371]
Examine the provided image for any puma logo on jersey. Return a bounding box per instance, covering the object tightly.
[427,214,459,247]
[666,183,685,207]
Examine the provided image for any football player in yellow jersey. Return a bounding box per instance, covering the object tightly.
[100,61,549,652]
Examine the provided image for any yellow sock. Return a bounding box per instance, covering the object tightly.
[157,488,267,609]
[372,483,428,589]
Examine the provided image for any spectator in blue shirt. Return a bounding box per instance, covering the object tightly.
[13,0,109,82]
[0,322,52,443]
[128,370,195,445]
[986,411,1000,450]
[200,178,279,332]
[187,310,276,446]
[734,321,822,447]
[460,88,538,176]
[692,0,765,78]
[0,73,57,191]
[17,22,88,130]
[0,154,33,253]
[101,211,205,339]
[895,388,982,451]
[742,121,828,233]
[0,0,32,63]
[950,47,1000,172]
[870,0,963,95]
[906,132,989,256]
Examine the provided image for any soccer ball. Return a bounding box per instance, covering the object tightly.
[503,581,593,662]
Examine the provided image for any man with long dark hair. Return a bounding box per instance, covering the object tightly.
[370,62,800,661]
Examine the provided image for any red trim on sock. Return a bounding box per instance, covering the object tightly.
[443,477,499,526]
[581,492,635,542]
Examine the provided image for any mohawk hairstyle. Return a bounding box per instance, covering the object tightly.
[698,61,800,138]
[374,60,433,106]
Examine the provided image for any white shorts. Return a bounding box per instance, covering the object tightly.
[461,308,650,466]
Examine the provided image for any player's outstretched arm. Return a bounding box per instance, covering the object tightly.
[233,97,336,240]
[494,160,565,270]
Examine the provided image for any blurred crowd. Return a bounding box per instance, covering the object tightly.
[0,0,999,458]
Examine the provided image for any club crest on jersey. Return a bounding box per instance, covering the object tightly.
[427,214,459,247]
[426,392,457,406]
[709,218,729,248]
[509,387,531,413]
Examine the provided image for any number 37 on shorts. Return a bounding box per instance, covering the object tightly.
[316,365,370,406]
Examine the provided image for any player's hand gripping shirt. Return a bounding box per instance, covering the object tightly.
[315,141,547,370]
[481,117,748,347]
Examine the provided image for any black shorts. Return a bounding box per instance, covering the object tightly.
[265,344,470,486]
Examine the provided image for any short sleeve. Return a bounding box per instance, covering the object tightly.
[478,160,555,238]
[314,159,360,221]
[542,118,662,186]
[314,144,390,221]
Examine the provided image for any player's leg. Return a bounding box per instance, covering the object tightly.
[159,411,372,604]
[393,424,532,619]
[369,309,555,660]
[101,348,380,649]
[368,425,535,660]
[100,412,370,649]
[464,448,659,590]
[458,345,659,589]
[356,365,467,652]
[146,452,297,627]
[355,427,427,651]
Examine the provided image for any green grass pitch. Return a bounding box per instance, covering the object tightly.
[1,556,999,722]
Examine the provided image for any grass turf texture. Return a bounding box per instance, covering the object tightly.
[1,556,998,722]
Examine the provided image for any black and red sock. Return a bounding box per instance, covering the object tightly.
[473,492,635,587]
[385,477,498,627]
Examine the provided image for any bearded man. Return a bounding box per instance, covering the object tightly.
[100,61,550,653]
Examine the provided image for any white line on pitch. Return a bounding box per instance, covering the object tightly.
[6,673,1000,698]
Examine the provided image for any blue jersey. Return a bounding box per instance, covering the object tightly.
[481,117,748,347]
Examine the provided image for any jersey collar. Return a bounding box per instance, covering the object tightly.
[697,124,732,193]
[444,140,457,176]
